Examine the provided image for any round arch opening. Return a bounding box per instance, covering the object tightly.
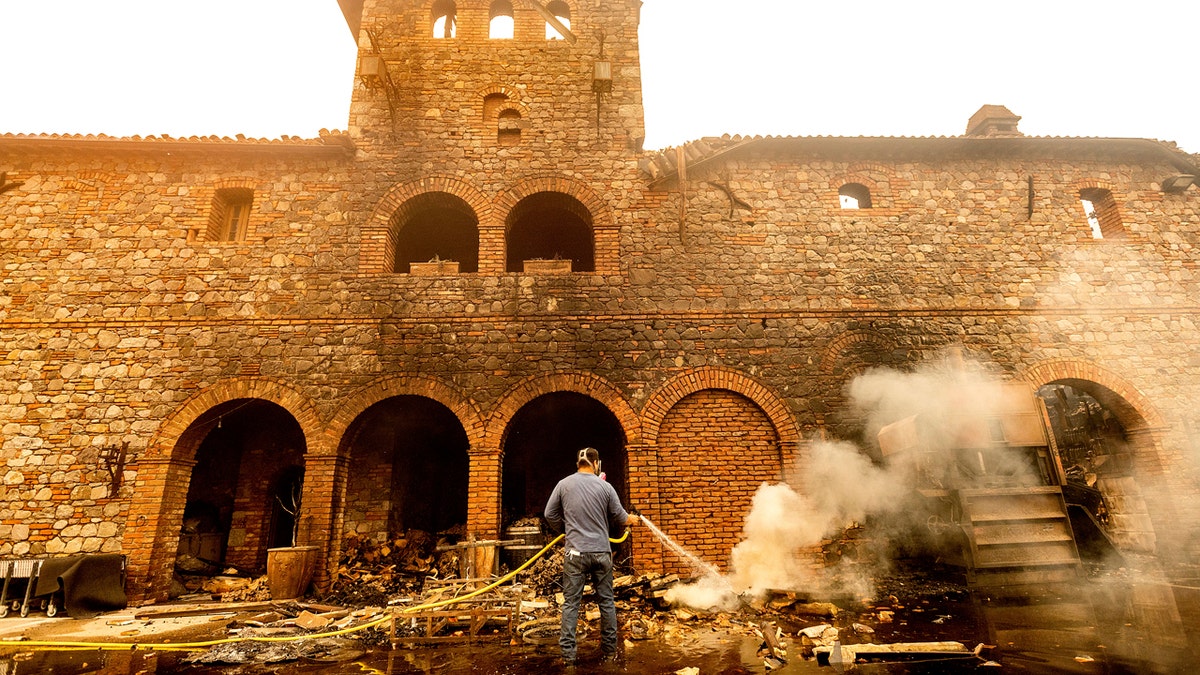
[181,399,307,571]
[502,392,626,527]
[1037,381,1157,556]
[341,396,470,539]
[390,192,480,273]
[505,192,595,272]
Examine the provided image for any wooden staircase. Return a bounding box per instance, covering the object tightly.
[957,486,1082,586]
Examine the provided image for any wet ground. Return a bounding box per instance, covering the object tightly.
[3,569,1199,674]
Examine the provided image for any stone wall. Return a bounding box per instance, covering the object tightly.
[2,0,1199,599]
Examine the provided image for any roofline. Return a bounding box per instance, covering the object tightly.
[646,135,1200,188]
[0,135,356,159]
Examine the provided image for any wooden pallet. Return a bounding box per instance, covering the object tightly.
[389,605,516,646]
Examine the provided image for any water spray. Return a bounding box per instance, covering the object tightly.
[638,514,723,579]
[636,514,742,611]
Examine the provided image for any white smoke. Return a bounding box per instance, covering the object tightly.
[664,352,1026,610]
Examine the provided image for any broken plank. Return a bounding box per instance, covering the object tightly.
[134,601,276,619]
[815,641,974,665]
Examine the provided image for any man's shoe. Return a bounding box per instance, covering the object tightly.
[600,652,619,664]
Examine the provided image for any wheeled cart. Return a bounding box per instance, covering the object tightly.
[0,559,59,618]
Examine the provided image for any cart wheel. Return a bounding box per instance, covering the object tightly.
[9,600,19,612]
[46,598,57,618]
[19,604,29,618]
[0,604,8,618]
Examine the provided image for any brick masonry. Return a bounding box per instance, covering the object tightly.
[2,0,1200,602]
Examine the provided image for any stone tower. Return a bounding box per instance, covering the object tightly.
[341,0,646,276]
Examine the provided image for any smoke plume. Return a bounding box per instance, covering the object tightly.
[664,352,1024,610]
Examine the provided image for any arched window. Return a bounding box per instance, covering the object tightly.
[506,191,594,272]
[391,192,480,273]
[489,0,514,39]
[208,187,253,241]
[483,92,509,121]
[432,0,457,39]
[545,0,571,40]
[1079,187,1123,239]
[839,183,872,210]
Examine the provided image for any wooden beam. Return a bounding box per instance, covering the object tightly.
[521,0,577,44]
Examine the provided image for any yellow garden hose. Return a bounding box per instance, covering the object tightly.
[0,529,630,652]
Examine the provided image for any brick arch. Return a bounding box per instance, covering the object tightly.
[477,83,524,103]
[327,374,486,456]
[124,377,321,604]
[493,174,614,230]
[360,176,493,273]
[1017,358,1176,558]
[494,101,529,119]
[1017,358,1164,431]
[150,377,323,460]
[212,176,259,190]
[1073,178,1120,193]
[819,329,895,376]
[483,371,641,449]
[640,367,800,448]
[829,163,902,211]
[844,162,896,178]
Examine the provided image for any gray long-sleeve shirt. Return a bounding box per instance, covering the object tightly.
[544,471,629,553]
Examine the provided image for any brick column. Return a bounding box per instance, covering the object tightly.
[478,227,507,276]
[300,453,349,593]
[467,444,502,539]
[121,456,196,605]
[626,443,663,574]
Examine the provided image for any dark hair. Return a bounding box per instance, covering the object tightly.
[577,447,600,468]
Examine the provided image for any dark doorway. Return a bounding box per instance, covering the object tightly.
[502,392,626,526]
[343,396,470,539]
[1038,382,1153,555]
[182,399,306,568]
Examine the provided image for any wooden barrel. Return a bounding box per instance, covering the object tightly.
[503,525,547,569]
[266,546,319,600]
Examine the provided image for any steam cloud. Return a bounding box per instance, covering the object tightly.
[664,353,1018,610]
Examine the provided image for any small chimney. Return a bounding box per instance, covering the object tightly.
[965,105,1023,138]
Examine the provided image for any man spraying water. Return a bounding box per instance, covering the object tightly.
[544,447,640,667]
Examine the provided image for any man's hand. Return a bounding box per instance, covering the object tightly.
[626,514,640,526]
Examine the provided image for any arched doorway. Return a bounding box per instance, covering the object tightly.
[1037,382,1157,555]
[180,399,306,570]
[341,396,470,541]
[501,392,627,527]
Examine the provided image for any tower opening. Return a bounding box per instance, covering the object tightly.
[505,191,594,272]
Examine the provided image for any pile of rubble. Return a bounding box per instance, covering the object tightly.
[173,554,271,603]
[169,528,995,670]
[176,603,387,665]
[322,530,463,607]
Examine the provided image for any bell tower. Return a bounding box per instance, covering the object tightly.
[339,0,646,161]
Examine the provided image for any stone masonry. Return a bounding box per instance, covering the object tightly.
[2,0,1200,603]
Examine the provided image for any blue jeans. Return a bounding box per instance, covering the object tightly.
[559,550,617,661]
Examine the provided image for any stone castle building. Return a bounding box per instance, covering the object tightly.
[2,0,1198,603]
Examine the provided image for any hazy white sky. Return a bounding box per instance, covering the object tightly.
[0,1,1196,152]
